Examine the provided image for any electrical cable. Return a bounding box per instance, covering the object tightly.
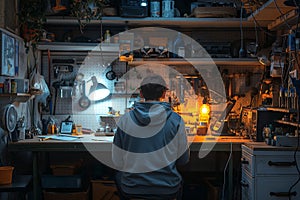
[281,35,289,87]
[221,141,233,200]
[239,2,245,58]
[289,0,300,188]
[288,106,300,200]
[98,18,108,69]
[283,0,300,88]
[250,11,275,37]
[255,16,259,55]
[288,3,300,197]
[274,0,292,30]
[292,1,300,72]
[289,0,300,200]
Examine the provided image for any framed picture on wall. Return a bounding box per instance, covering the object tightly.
[0,31,15,76]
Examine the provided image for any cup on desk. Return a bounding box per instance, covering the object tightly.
[197,126,207,136]
[185,127,191,135]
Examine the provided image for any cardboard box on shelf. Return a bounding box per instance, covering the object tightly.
[91,180,119,200]
[41,175,83,189]
[50,164,80,176]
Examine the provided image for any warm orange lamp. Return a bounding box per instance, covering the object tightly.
[199,103,210,123]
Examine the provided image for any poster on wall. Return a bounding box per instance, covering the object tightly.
[0,32,15,76]
[15,39,19,76]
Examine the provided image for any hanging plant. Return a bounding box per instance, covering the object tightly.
[70,0,110,34]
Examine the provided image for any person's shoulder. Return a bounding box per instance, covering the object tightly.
[170,111,183,120]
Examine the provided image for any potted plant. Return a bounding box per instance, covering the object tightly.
[70,0,110,34]
[18,0,47,52]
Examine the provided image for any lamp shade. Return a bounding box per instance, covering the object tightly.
[88,76,110,101]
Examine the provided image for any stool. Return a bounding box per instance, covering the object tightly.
[0,175,32,200]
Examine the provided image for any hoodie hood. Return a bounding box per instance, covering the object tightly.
[132,102,172,126]
[117,102,173,139]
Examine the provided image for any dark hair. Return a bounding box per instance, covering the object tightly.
[140,84,167,101]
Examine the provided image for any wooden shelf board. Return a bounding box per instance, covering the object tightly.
[45,16,259,28]
[37,42,119,52]
[275,119,300,127]
[266,107,298,113]
[128,58,262,66]
[0,93,33,103]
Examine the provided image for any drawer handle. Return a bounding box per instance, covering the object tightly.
[270,192,297,197]
[240,181,249,187]
[268,161,296,167]
[241,158,249,165]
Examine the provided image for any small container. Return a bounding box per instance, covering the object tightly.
[0,83,4,94]
[196,125,207,135]
[105,124,111,133]
[151,0,161,17]
[104,30,111,43]
[173,32,185,58]
[11,79,17,93]
[3,79,11,93]
[162,0,174,18]
[0,166,14,185]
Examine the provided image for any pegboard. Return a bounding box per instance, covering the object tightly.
[40,50,132,131]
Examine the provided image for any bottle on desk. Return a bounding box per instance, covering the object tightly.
[104,30,111,43]
[173,32,185,58]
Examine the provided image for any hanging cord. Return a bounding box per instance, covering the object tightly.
[253,15,259,57]
[288,3,300,199]
[99,18,105,68]
[280,36,288,86]
[283,4,300,87]
[274,0,292,30]
[249,10,275,37]
[292,1,300,72]
[239,2,245,57]
[288,106,300,200]
[221,142,233,200]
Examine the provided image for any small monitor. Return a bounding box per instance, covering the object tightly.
[60,121,73,134]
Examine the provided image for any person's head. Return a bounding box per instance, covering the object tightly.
[140,74,168,101]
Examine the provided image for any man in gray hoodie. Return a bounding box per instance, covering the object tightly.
[112,74,190,200]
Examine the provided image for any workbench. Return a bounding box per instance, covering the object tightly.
[8,134,250,200]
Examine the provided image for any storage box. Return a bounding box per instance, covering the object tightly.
[91,180,119,200]
[14,79,29,93]
[50,164,80,176]
[41,175,83,189]
[0,166,14,185]
[204,178,221,200]
[43,188,89,200]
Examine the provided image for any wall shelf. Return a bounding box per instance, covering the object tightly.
[45,16,258,28]
[266,107,298,113]
[128,58,263,66]
[0,93,33,103]
[37,42,119,52]
[275,119,300,127]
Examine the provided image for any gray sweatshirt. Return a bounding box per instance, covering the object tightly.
[112,101,190,195]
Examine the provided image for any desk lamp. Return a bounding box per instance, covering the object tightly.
[88,76,110,101]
